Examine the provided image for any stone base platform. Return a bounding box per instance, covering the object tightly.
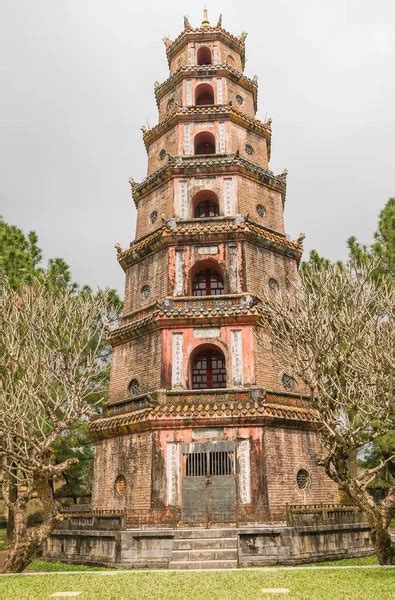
[44,522,373,569]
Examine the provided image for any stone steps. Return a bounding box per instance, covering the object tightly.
[169,528,238,570]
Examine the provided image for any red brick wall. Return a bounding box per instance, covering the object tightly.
[108,330,162,402]
[263,426,339,520]
[243,242,299,295]
[135,175,284,237]
[253,326,307,394]
[227,80,255,117]
[146,119,268,176]
[92,433,153,511]
[158,85,183,121]
[123,249,168,314]
[135,180,174,239]
[238,178,284,233]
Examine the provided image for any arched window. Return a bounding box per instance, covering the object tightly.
[195,83,214,106]
[192,268,224,296]
[194,131,216,155]
[191,347,226,389]
[193,190,219,218]
[197,46,212,65]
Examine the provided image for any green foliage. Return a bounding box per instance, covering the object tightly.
[0,217,122,498]
[300,249,331,276]
[0,217,42,289]
[301,198,394,280]
[301,199,394,494]
[348,198,394,279]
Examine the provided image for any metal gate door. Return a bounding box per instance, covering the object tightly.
[181,441,236,524]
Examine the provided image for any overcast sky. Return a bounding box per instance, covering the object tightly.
[1,1,394,292]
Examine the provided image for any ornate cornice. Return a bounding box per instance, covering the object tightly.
[130,154,285,205]
[108,295,259,346]
[154,63,258,110]
[164,27,246,69]
[89,399,318,438]
[142,104,271,151]
[116,216,301,271]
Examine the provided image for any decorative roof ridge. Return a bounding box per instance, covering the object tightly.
[164,26,246,57]
[154,63,257,102]
[244,216,302,251]
[108,299,259,342]
[116,214,301,271]
[130,154,285,203]
[142,104,271,149]
[89,399,318,433]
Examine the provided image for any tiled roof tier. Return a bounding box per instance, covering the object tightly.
[154,64,257,110]
[130,154,286,205]
[108,297,259,346]
[89,400,318,438]
[117,216,301,270]
[142,104,271,151]
[164,27,246,69]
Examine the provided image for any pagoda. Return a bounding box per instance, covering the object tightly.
[45,12,374,569]
[89,11,340,525]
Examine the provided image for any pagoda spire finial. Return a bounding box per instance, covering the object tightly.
[201,7,210,28]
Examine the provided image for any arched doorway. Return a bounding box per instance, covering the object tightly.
[195,83,214,106]
[191,346,227,390]
[197,46,212,65]
[192,267,224,296]
[193,190,219,218]
[194,131,216,155]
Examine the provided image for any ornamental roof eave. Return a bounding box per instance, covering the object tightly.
[164,28,247,69]
[130,155,285,207]
[142,104,271,150]
[107,307,259,347]
[154,63,258,111]
[116,216,302,272]
[89,401,318,439]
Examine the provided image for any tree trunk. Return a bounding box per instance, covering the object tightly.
[346,481,394,565]
[2,477,61,573]
[6,479,17,544]
[369,521,393,565]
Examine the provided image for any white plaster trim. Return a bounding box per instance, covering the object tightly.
[171,332,184,387]
[237,439,251,504]
[231,329,243,385]
[166,443,180,505]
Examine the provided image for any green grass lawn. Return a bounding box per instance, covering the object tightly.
[1,568,394,600]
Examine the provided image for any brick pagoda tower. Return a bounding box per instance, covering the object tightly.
[89,12,339,529]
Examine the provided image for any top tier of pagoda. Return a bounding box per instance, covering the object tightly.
[137,11,273,181]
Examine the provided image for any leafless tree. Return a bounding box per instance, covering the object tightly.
[256,260,394,564]
[0,278,113,572]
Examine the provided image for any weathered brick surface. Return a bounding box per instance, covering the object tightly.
[253,327,307,395]
[135,180,174,239]
[243,242,299,295]
[134,175,284,240]
[146,120,268,175]
[123,249,168,314]
[169,41,243,75]
[238,179,284,233]
[92,433,153,511]
[91,20,340,525]
[263,426,339,520]
[108,330,162,402]
[226,79,255,116]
